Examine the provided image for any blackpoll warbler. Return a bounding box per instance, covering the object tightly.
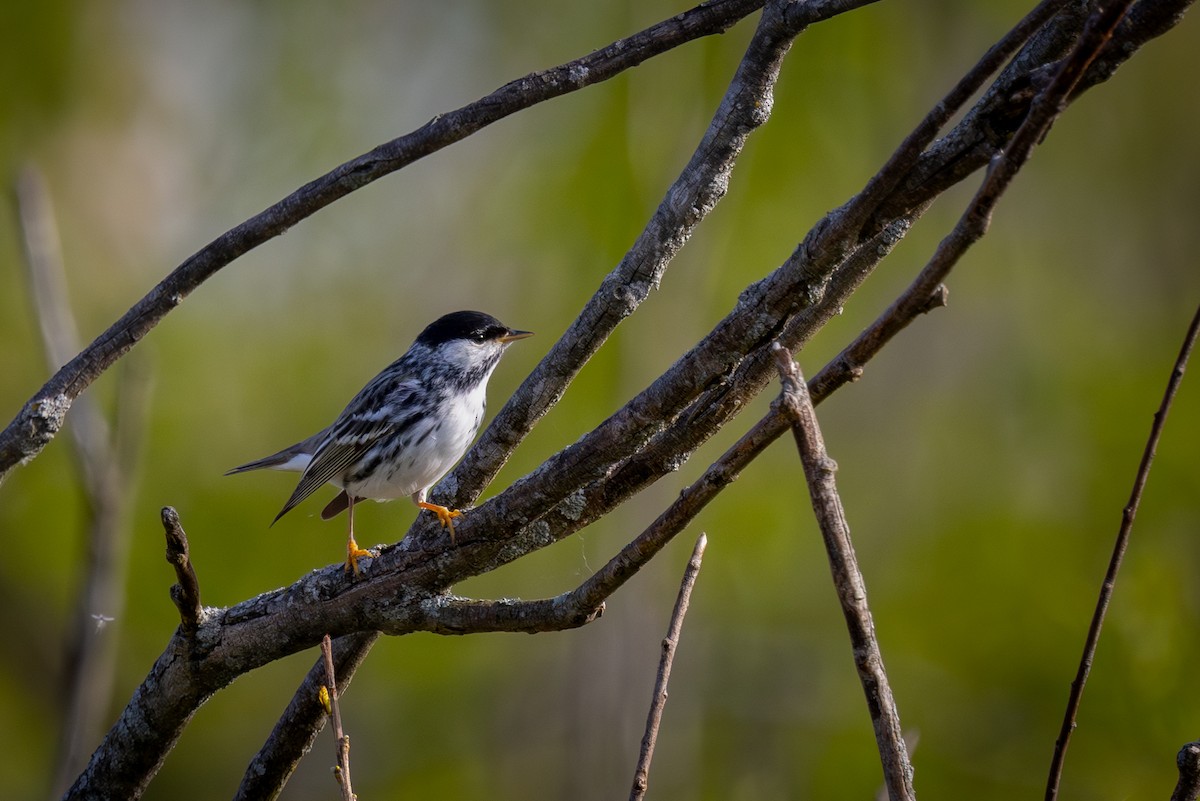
[227,310,532,574]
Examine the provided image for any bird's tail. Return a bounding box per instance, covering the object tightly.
[224,428,328,476]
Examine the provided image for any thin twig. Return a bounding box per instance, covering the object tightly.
[161,507,202,632]
[629,533,708,801]
[1173,741,1200,801]
[1045,300,1200,801]
[321,634,356,801]
[773,344,915,801]
[235,632,379,801]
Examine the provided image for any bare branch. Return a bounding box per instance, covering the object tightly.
[320,635,356,801]
[236,632,379,801]
[629,533,708,801]
[1046,299,1200,800]
[773,345,915,801]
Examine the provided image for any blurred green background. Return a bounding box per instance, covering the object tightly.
[2,1,1197,799]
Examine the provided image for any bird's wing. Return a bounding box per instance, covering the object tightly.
[271,372,424,524]
[271,416,394,524]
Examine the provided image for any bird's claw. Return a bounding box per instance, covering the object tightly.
[344,537,373,576]
[417,501,464,544]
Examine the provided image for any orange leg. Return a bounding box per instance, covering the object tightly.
[417,501,464,544]
[344,496,372,575]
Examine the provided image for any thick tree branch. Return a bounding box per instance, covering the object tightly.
[774,346,915,801]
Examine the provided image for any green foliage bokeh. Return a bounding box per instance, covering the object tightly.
[1,2,1197,799]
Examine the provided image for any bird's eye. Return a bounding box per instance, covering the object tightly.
[470,330,488,344]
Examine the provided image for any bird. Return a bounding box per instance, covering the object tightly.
[226,310,532,574]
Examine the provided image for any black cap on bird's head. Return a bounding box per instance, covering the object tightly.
[416,310,532,348]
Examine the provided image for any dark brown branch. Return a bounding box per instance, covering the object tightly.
[0,0,768,483]
[161,507,202,632]
[1045,299,1200,801]
[816,0,1137,443]
[629,533,708,801]
[773,345,915,801]
[320,635,356,801]
[1173,742,1200,801]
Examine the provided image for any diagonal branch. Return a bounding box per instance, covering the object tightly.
[629,533,708,801]
[773,345,915,801]
[1045,300,1200,800]
[320,634,356,801]
[443,0,1121,558]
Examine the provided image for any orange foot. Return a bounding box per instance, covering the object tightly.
[344,536,373,576]
[417,501,464,544]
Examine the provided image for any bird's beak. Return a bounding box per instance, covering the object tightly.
[498,329,534,343]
